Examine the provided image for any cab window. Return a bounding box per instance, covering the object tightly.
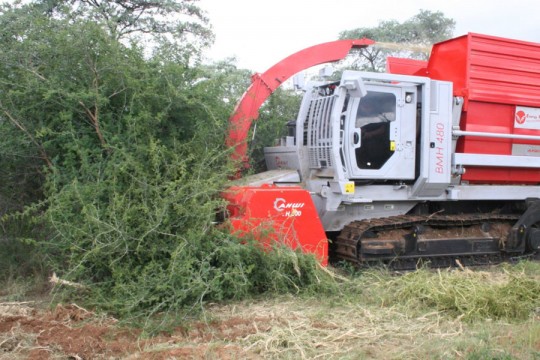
[355,92,396,169]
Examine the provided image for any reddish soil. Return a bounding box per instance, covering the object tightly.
[0,303,262,359]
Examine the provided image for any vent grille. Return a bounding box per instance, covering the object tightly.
[307,96,335,169]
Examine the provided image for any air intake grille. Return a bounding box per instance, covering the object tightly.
[307,96,335,169]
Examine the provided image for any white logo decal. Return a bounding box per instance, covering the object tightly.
[273,198,305,217]
[515,106,540,130]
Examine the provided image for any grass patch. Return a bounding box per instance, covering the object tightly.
[376,262,540,322]
[187,261,540,359]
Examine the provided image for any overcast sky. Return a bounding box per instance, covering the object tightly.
[199,0,540,72]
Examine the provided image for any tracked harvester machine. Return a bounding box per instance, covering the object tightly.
[223,33,540,268]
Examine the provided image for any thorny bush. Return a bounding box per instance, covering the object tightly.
[0,1,334,328]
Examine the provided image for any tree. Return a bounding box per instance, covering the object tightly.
[0,1,328,324]
[0,0,227,289]
[0,0,215,207]
[37,0,213,47]
[338,10,455,71]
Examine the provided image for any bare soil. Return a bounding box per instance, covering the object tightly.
[0,302,261,359]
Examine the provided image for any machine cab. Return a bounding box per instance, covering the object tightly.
[342,76,418,181]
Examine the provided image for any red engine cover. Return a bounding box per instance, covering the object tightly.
[223,185,328,266]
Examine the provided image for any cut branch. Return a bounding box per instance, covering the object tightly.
[50,273,87,289]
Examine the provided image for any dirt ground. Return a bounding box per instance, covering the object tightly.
[2,297,539,360]
[0,302,263,359]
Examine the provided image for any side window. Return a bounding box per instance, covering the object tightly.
[355,92,396,169]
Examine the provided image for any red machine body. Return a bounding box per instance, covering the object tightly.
[223,39,374,265]
[388,33,540,184]
[223,185,328,265]
[224,33,540,266]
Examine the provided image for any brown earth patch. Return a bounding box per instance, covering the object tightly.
[0,302,265,359]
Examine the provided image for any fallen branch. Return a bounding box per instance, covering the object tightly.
[0,301,35,306]
[49,273,87,289]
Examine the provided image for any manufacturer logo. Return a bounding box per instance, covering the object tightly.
[515,106,540,130]
[515,110,527,124]
[273,198,305,217]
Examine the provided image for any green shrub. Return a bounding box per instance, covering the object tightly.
[43,138,334,327]
[0,2,334,329]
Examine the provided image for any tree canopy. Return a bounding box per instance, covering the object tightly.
[338,10,455,71]
[38,0,213,46]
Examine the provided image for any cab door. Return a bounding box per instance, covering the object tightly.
[344,84,417,180]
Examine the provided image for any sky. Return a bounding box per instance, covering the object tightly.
[199,0,540,72]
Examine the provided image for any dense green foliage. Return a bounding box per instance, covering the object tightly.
[339,10,455,71]
[0,0,332,325]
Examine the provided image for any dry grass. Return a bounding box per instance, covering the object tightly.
[0,302,36,317]
[0,302,39,360]
[0,323,40,360]
[191,296,537,359]
[1,262,539,359]
[205,299,457,359]
[146,261,538,359]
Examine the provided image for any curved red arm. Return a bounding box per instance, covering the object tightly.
[226,38,375,174]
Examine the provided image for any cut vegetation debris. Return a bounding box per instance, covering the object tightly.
[1,261,539,359]
[377,263,540,322]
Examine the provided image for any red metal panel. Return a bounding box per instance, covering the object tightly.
[223,185,328,265]
[466,33,540,107]
[456,101,540,183]
[428,33,540,106]
[429,33,540,184]
[386,57,428,76]
[457,102,513,155]
[427,35,469,98]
